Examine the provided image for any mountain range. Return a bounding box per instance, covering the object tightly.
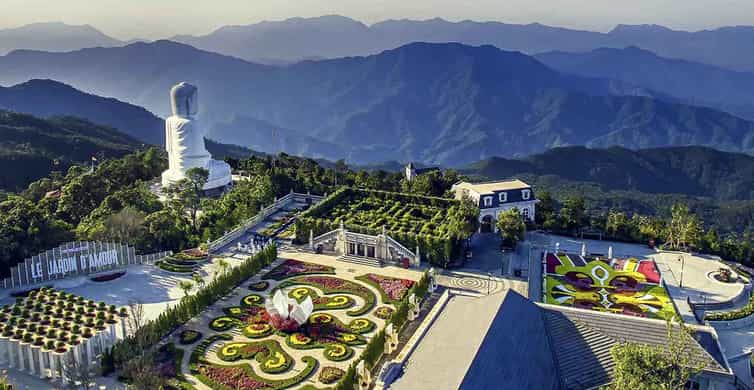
[3,41,754,165]
[0,79,162,145]
[535,47,754,121]
[0,22,123,55]
[5,17,754,73]
[171,16,754,72]
[462,145,754,201]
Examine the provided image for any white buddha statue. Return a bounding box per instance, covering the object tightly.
[161,82,232,190]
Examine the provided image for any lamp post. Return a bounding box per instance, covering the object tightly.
[487,272,492,295]
[679,255,685,288]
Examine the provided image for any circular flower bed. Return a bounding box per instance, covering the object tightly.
[240,294,265,308]
[374,306,394,320]
[209,316,239,332]
[179,329,203,345]
[242,324,273,339]
[223,306,246,318]
[323,343,353,361]
[348,318,376,334]
[319,366,345,384]
[248,281,270,291]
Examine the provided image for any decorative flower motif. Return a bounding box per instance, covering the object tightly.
[291,287,312,300]
[326,296,349,307]
[310,313,333,324]
[288,333,312,346]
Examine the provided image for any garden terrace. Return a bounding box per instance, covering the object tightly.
[178,254,429,390]
[295,187,474,266]
[543,251,676,320]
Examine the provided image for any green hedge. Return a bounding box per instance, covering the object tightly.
[706,292,754,321]
[295,188,469,267]
[113,245,278,367]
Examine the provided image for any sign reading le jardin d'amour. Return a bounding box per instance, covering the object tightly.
[2,241,170,289]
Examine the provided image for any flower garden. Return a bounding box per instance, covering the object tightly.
[294,187,476,266]
[543,252,677,320]
[181,257,429,389]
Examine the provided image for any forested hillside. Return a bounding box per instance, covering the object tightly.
[0,110,139,190]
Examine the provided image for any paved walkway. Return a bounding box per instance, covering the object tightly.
[391,291,508,390]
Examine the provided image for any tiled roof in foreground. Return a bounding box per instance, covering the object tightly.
[459,290,732,390]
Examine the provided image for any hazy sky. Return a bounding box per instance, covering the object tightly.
[2,0,753,40]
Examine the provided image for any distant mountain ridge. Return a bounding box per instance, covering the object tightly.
[0,22,123,55]
[535,47,754,120]
[171,16,754,71]
[462,145,754,201]
[1,41,753,165]
[0,79,163,145]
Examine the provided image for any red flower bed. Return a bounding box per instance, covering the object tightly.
[263,260,334,280]
[366,274,414,301]
[90,271,126,283]
[199,365,269,390]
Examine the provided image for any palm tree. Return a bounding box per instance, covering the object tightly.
[178,280,193,297]
[217,259,229,276]
[192,273,205,289]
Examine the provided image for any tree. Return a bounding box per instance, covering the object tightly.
[62,352,96,389]
[192,273,205,289]
[496,208,526,248]
[217,259,230,276]
[0,371,11,390]
[102,207,146,245]
[166,167,209,230]
[666,204,703,251]
[559,196,588,235]
[122,354,168,390]
[447,195,480,240]
[608,320,705,390]
[535,191,557,227]
[178,280,193,297]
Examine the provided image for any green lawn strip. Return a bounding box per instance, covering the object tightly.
[195,356,318,390]
[275,276,376,316]
[216,339,293,374]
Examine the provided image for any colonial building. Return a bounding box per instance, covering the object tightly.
[451,179,537,232]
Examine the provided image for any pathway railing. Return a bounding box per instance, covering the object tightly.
[208,192,323,252]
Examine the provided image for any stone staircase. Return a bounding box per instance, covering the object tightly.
[337,255,383,268]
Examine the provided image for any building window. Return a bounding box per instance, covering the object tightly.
[522,207,530,220]
[499,192,507,202]
[522,189,531,200]
[483,196,493,207]
[367,246,375,258]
